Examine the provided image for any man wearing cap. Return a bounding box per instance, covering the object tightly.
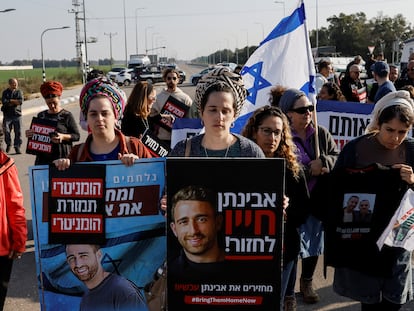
[1,78,23,154]
[372,61,396,103]
[25,81,80,165]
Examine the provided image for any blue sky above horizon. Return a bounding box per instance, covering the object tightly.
[1,0,413,64]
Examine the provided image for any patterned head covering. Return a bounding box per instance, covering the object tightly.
[366,90,414,133]
[79,77,126,121]
[40,81,63,98]
[194,67,248,117]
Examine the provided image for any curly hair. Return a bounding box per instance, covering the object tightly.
[124,81,154,118]
[320,82,346,101]
[241,105,301,179]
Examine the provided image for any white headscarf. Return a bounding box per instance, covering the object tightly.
[365,90,414,133]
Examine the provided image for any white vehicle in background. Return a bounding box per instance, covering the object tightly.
[106,67,126,81]
[115,68,134,86]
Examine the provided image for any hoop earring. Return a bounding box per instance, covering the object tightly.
[230,122,235,128]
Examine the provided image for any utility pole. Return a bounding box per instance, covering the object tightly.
[104,32,117,67]
[69,0,85,83]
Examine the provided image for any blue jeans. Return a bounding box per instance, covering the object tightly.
[2,115,22,147]
[282,259,297,300]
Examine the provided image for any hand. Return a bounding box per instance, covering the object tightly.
[392,164,414,185]
[309,159,327,176]
[8,250,23,260]
[51,133,63,144]
[160,194,167,217]
[25,129,34,138]
[53,158,71,170]
[118,153,139,166]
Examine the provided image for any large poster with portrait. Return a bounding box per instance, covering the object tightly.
[29,159,166,311]
[321,164,409,276]
[166,158,285,310]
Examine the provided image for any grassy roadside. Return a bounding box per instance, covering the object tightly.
[0,66,111,100]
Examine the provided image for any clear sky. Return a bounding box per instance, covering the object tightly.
[1,0,414,64]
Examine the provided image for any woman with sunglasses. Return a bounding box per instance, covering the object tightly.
[279,88,339,306]
[241,105,309,310]
[121,81,174,139]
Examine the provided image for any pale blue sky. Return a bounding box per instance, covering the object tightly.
[1,0,413,64]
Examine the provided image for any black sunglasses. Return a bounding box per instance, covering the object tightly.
[290,105,315,114]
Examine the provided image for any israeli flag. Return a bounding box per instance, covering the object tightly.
[239,0,315,121]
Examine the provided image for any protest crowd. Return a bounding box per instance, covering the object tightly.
[2,1,414,311]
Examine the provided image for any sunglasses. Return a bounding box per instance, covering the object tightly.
[290,105,314,114]
[166,76,177,81]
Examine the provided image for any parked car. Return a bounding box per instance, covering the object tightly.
[106,67,126,81]
[115,68,134,86]
[178,70,186,84]
[138,66,164,84]
[189,67,217,85]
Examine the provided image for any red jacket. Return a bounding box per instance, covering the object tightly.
[0,151,27,256]
[68,129,152,162]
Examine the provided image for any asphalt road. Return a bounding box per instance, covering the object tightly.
[3,62,414,311]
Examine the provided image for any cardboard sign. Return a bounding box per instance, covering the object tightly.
[166,158,285,310]
[26,117,57,155]
[141,128,170,157]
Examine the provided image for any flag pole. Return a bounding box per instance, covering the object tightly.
[302,0,320,158]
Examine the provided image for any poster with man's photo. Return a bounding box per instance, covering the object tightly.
[166,158,285,310]
[29,159,167,311]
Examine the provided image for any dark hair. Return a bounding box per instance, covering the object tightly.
[124,81,154,118]
[162,68,180,81]
[320,82,346,101]
[87,69,104,82]
[378,105,414,128]
[171,186,217,221]
[317,60,332,73]
[268,85,287,107]
[400,85,414,99]
[199,82,236,114]
[241,105,301,178]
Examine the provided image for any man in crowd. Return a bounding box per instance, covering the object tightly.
[395,60,414,89]
[66,244,149,311]
[371,61,396,103]
[315,60,333,94]
[389,64,400,83]
[1,78,23,154]
[340,65,367,102]
[150,68,193,147]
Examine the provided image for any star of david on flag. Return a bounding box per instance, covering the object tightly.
[237,0,316,130]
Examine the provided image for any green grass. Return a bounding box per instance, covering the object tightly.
[0,66,111,99]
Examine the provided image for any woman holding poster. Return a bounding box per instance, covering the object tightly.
[169,67,264,158]
[242,105,309,310]
[279,88,339,305]
[53,77,151,170]
[330,90,414,310]
[26,81,80,165]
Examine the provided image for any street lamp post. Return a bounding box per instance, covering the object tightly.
[41,26,70,82]
[241,29,249,59]
[104,32,117,67]
[231,35,239,65]
[0,8,16,13]
[254,22,264,40]
[122,0,128,67]
[145,26,154,54]
[135,7,145,54]
[274,1,286,16]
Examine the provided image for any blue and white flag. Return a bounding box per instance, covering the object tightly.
[240,0,315,121]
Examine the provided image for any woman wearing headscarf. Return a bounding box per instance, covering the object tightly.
[26,81,80,165]
[53,77,151,170]
[169,67,264,158]
[278,88,339,305]
[331,90,414,310]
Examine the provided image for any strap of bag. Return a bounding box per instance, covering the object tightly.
[76,143,85,162]
[184,138,191,157]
